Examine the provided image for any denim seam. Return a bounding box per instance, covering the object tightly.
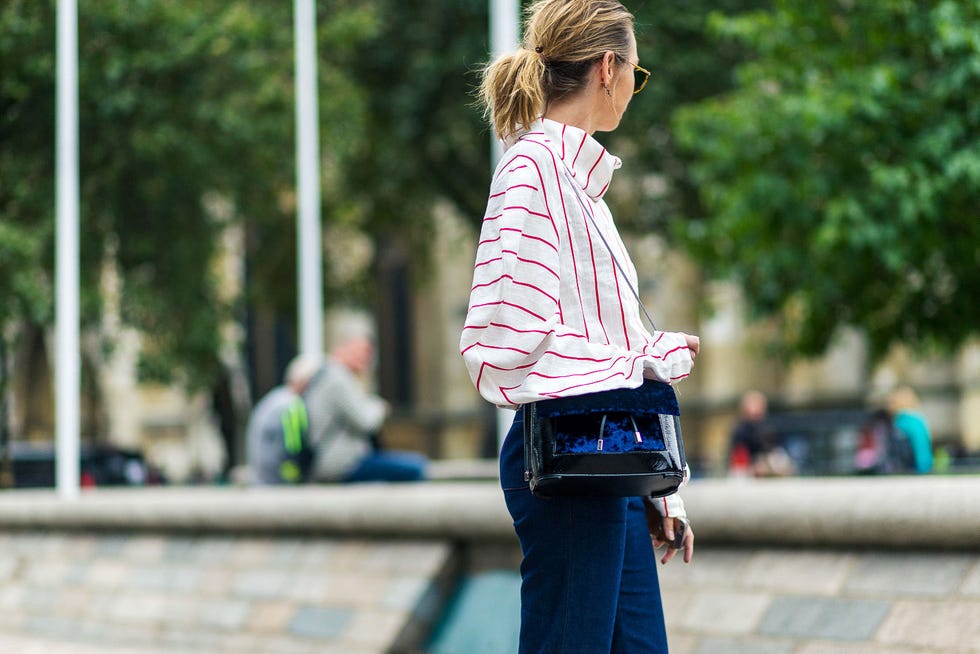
[558,500,573,653]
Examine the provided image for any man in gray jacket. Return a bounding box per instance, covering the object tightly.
[304,334,427,483]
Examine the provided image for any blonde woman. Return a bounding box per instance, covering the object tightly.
[460,1,699,650]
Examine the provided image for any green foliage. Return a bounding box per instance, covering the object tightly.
[673,0,980,358]
[0,1,56,330]
[342,0,490,272]
[610,0,769,233]
[244,2,378,314]
[0,1,376,389]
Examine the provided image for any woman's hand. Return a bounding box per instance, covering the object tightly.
[646,507,695,564]
[657,516,694,564]
[681,333,700,361]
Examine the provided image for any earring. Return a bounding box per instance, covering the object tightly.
[605,86,612,97]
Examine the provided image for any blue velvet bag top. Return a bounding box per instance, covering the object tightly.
[551,414,665,454]
[534,380,679,455]
[534,379,679,419]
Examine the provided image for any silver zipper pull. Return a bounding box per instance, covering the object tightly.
[596,438,603,451]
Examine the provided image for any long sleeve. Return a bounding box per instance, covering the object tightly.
[647,467,690,518]
[460,120,693,409]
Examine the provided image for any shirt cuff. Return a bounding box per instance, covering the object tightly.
[648,464,690,518]
[649,492,686,519]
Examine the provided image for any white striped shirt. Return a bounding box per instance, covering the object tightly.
[460,118,694,409]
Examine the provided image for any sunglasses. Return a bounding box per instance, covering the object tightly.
[617,55,651,95]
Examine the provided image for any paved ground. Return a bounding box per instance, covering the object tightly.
[2,537,978,653]
[0,531,454,653]
[660,547,980,654]
[429,547,980,653]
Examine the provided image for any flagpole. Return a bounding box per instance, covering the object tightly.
[56,0,80,499]
[294,0,324,356]
[490,0,520,164]
[490,0,520,448]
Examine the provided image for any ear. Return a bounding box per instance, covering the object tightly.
[600,50,618,86]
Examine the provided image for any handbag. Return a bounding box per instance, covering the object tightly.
[523,379,686,497]
[522,165,688,498]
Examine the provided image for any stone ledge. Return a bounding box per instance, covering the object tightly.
[682,475,980,550]
[0,475,977,549]
[0,484,512,540]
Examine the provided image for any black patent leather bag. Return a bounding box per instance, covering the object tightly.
[523,379,686,498]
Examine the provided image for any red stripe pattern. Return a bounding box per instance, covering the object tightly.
[460,118,693,408]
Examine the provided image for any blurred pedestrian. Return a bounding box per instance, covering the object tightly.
[728,390,767,476]
[854,408,896,474]
[461,1,698,651]
[728,390,795,477]
[888,386,933,474]
[305,332,427,483]
[246,353,320,485]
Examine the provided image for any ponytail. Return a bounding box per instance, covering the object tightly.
[478,0,634,142]
[480,49,546,142]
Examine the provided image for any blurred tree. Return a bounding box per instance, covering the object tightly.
[341,0,491,258]
[338,0,766,276]
[673,0,980,358]
[333,0,491,405]
[1,1,61,458]
[0,1,376,395]
[610,0,769,234]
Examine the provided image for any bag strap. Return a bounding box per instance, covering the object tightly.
[557,165,659,334]
[554,156,686,469]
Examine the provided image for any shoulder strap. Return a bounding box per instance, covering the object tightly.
[557,165,659,334]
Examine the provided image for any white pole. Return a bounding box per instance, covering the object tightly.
[294,0,324,356]
[490,0,520,164]
[55,0,80,499]
[490,0,520,449]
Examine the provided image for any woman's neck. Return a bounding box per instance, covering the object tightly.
[543,94,602,135]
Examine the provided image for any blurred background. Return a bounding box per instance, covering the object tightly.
[1,0,978,487]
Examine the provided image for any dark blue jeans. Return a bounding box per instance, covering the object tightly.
[501,412,668,653]
[343,451,427,483]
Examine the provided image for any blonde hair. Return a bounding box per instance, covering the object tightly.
[480,0,634,140]
[888,386,921,413]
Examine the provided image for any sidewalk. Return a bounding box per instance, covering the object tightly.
[0,531,456,653]
[661,547,980,654]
